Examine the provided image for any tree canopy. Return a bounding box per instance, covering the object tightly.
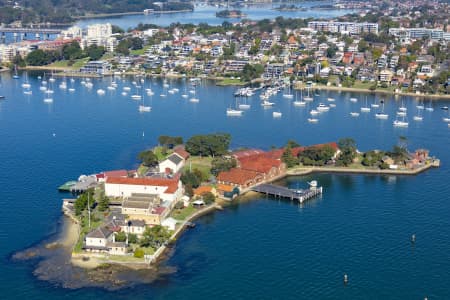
[138,150,159,167]
[185,133,231,157]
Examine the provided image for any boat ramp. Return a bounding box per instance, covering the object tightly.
[251,181,322,203]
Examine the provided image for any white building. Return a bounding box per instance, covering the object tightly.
[85,227,113,250]
[0,44,17,63]
[105,177,183,203]
[60,26,83,39]
[158,153,185,174]
[308,21,379,34]
[87,23,113,38]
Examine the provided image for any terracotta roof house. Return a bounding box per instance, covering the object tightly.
[194,186,217,197]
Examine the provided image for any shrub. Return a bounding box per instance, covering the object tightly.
[134,248,144,258]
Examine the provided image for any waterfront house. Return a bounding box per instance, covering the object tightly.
[161,217,178,231]
[194,186,217,197]
[120,219,146,237]
[85,227,113,252]
[158,152,185,174]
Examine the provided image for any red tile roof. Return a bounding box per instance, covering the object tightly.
[103,170,128,178]
[194,186,214,196]
[174,147,190,160]
[217,168,261,185]
[217,184,234,192]
[232,149,265,160]
[105,177,179,194]
[239,156,281,174]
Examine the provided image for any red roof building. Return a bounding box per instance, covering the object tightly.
[217,168,264,188]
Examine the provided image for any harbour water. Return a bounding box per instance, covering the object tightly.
[1,72,449,299]
[75,3,356,28]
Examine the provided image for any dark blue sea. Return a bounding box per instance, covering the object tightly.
[1,72,449,299]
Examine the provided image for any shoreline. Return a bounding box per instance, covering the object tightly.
[73,9,193,19]
[8,68,450,99]
[309,84,450,100]
[63,160,438,270]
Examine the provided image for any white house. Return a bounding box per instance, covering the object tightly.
[158,153,185,174]
[85,227,114,251]
[120,219,146,237]
[161,217,178,231]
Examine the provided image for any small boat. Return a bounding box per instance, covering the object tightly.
[68,88,75,92]
[121,92,127,96]
[226,108,243,116]
[238,104,250,109]
[310,109,319,115]
[375,113,388,119]
[189,98,200,103]
[293,101,306,107]
[139,105,151,112]
[327,97,335,102]
[393,120,409,127]
[0,96,5,100]
[43,98,53,103]
[272,111,282,118]
[397,111,407,117]
[350,98,358,102]
[97,89,105,95]
[261,100,274,107]
[413,115,423,121]
[23,90,32,95]
[443,117,450,123]
[329,103,336,108]
[317,103,329,112]
[123,86,131,91]
[416,104,424,110]
[107,86,116,91]
[360,97,370,112]
[308,118,319,123]
[181,94,188,99]
[371,103,379,108]
[441,106,449,110]
[160,93,167,97]
[350,112,360,117]
[131,94,142,100]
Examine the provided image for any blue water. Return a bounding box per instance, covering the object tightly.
[0,72,449,299]
[75,4,356,29]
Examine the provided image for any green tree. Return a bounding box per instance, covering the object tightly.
[130,37,144,50]
[185,133,231,157]
[115,231,127,242]
[241,63,264,82]
[128,233,138,244]
[116,39,131,55]
[336,138,357,166]
[181,170,201,188]
[139,225,171,248]
[158,135,183,147]
[98,194,110,212]
[138,150,159,167]
[281,145,299,168]
[85,45,105,61]
[211,156,237,176]
[74,189,94,216]
[134,248,144,258]
[25,50,57,66]
[202,192,215,204]
[62,41,84,60]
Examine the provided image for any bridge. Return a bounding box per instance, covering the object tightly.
[251,183,322,203]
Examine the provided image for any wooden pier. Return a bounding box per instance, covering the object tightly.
[251,183,322,203]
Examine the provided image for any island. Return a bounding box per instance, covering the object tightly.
[273,5,307,12]
[59,134,439,270]
[216,9,247,18]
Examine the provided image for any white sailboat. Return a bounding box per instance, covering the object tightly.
[425,101,434,112]
[138,92,151,112]
[227,97,243,116]
[413,107,423,121]
[189,86,199,103]
[308,118,319,123]
[361,96,371,112]
[304,87,313,101]
[310,109,319,115]
[21,72,31,89]
[282,84,293,99]
[317,103,330,112]
[399,99,407,112]
[131,86,142,100]
[350,97,358,103]
[393,115,408,127]
[43,81,53,103]
[371,98,379,108]
[261,100,274,107]
[68,80,75,92]
[293,89,306,107]
[350,112,360,117]
[327,97,335,102]
[238,96,250,109]
[375,102,389,119]
[97,89,105,95]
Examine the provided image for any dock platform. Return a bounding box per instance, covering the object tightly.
[251,183,322,203]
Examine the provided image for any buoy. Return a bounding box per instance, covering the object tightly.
[411,234,416,243]
[343,274,348,284]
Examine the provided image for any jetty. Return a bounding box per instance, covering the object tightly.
[251,181,322,203]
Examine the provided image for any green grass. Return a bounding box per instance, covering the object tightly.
[49,58,90,69]
[137,165,149,176]
[171,204,197,221]
[216,78,246,86]
[73,209,106,253]
[130,46,149,56]
[183,156,212,179]
[352,81,374,89]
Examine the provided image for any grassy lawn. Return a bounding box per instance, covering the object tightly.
[130,46,149,56]
[48,58,90,69]
[73,209,106,253]
[171,204,197,221]
[352,81,374,89]
[137,165,149,176]
[184,156,212,178]
[216,78,246,86]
